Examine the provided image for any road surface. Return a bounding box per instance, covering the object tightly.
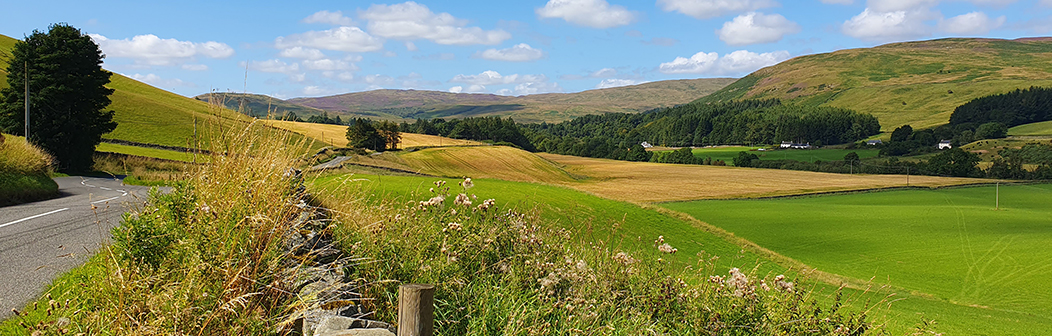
[0,176,154,319]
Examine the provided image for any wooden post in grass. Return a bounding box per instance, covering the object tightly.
[398,283,434,336]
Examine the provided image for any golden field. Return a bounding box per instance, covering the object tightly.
[263,120,481,148]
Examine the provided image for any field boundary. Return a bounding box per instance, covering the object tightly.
[101,139,212,155]
[651,181,1025,204]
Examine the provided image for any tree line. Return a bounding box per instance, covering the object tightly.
[400,117,534,150]
[950,86,1052,129]
[521,100,880,161]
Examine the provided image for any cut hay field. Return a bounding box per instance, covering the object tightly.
[539,153,986,202]
[263,120,482,148]
[1008,120,1052,136]
[662,184,1052,334]
[399,146,576,184]
[657,146,881,166]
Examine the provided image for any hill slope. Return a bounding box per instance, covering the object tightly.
[697,37,1052,131]
[0,33,319,150]
[285,78,736,123]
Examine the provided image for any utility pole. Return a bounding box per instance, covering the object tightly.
[24,61,29,142]
[996,182,1000,210]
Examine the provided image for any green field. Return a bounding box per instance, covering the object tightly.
[96,143,199,162]
[311,172,1041,335]
[662,146,880,166]
[1009,120,1052,136]
[663,184,1052,334]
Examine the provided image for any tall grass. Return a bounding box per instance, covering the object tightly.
[0,133,58,205]
[92,152,193,186]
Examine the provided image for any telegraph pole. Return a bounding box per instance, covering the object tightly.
[24,61,29,142]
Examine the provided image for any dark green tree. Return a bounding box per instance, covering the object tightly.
[890,125,913,142]
[0,24,116,172]
[345,118,385,151]
[733,151,759,167]
[376,120,401,150]
[926,148,980,177]
[843,151,860,163]
[975,122,1008,140]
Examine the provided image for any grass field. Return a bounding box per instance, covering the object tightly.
[662,184,1052,334]
[658,146,882,166]
[1008,120,1052,136]
[95,143,199,163]
[263,120,482,148]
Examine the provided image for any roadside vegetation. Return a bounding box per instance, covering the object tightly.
[0,133,57,205]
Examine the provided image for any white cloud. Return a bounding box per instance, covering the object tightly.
[278,47,326,60]
[362,1,510,45]
[303,10,354,26]
[657,0,778,19]
[536,0,637,28]
[475,43,545,62]
[939,11,1005,35]
[302,85,346,96]
[275,26,384,52]
[450,70,547,85]
[245,59,300,74]
[405,41,418,51]
[301,59,358,71]
[659,50,791,75]
[718,12,800,46]
[591,68,617,78]
[509,82,563,95]
[364,74,396,86]
[181,64,208,71]
[841,8,935,41]
[595,78,640,89]
[90,34,234,66]
[130,73,195,88]
[449,86,464,93]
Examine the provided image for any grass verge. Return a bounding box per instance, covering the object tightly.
[0,134,58,206]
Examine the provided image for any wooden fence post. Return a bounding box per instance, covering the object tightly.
[398,284,434,336]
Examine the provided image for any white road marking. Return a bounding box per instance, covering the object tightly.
[91,197,121,204]
[0,208,70,230]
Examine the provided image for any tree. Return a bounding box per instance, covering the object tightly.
[975,122,1008,140]
[926,148,980,177]
[345,118,385,151]
[733,151,759,167]
[376,120,401,150]
[0,24,116,172]
[843,152,860,164]
[890,125,913,142]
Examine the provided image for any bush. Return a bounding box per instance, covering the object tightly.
[975,122,1008,140]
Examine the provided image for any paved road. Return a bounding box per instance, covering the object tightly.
[0,177,154,319]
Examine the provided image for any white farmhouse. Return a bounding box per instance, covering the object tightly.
[938,140,952,149]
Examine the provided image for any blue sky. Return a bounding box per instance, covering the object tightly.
[3,0,1051,99]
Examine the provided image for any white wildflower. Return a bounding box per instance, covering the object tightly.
[461,177,474,189]
[454,193,472,206]
[657,243,677,254]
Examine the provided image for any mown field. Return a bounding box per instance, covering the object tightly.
[263,120,482,148]
[663,184,1052,334]
[1008,120,1052,136]
[656,146,881,166]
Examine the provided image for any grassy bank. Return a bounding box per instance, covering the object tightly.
[0,134,58,206]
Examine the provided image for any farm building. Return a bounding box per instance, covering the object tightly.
[791,143,812,149]
[938,140,952,149]
[640,141,653,148]
[867,139,883,145]
[780,141,792,148]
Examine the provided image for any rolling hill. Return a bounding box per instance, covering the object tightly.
[283,78,736,123]
[194,92,330,119]
[0,33,320,151]
[696,37,1052,131]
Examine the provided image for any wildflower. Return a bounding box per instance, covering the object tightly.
[460,177,474,189]
[654,235,665,246]
[454,193,472,206]
[434,180,446,187]
[774,274,794,292]
[419,195,445,208]
[429,187,435,193]
[444,222,462,232]
[657,243,677,254]
[724,268,754,297]
[539,272,561,289]
[612,252,637,265]
[477,199,497,211]
[760,280,771,292]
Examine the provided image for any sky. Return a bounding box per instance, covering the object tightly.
[3,0,1051,99]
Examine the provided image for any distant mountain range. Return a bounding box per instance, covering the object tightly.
[196,78,737,123]
[697,37,1052,131]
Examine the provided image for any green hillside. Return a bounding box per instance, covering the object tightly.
[696,37,1052,131]
[0,34,17,90]
[0,33,320,151]
[194,92,343,119]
